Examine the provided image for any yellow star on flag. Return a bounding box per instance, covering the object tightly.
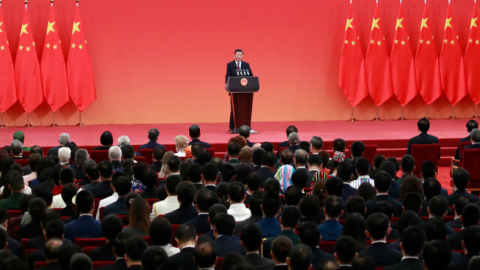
[344,40,349,44]
[20,24,28,36]
[0,22,3,33]
[477,40,480,44]
[47,21,55,35]
[371,18,380,30]
[445,18,453,29]
[401,40,405,45]
[46,43,50,48]
[451,40,455,45]
[72,21,81,35]
[26,47,30,52]
[32,41,35,46]
[370,39,374,44]
[79,45,83,50]
[19,45,23,50]
[426,40,431,45]
[396,18,403,30]
[377,41,381,45]
[421,18,429,30]
[420,39,424,44]
[407,36,410,40]
[345,18,354,31]
[472,18,478,29]
[470,39,473,43]
[0,45,4,50]
[444,39,448,43]
[72,43,76,48]
[53,44,57,50]
[394,40,398,44]
[351,41,356,45]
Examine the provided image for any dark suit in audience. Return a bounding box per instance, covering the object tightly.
[358,242,402,267]
[89,181,114,199]
[104,197,128,216]
[89,242,115,261]
[35,180,56,191]
[257,217,281,239]
[447,218,462,229]
[455,135,471,159]
[420,218,456,236]
[204,185,216,194]
[64,215,103,241]
[406,132,440,156]
[384,258,424,270]
[263,230,299,259]
[193,183,204,191]
[448,254,475,270]
[186,213,210,234]
[445,189,479,205]
[37,262,60,270]
[274,265,288,270]
[311,247,334,268]
[17,219,43,241]
[48,146,62,159]
[70,163,85,181]
[140,187,157,199]
[189,139,211,149]
[150,161,162,173]
[165,205,198,225]
[98,259,128,270]
[6,236,22,258]
[215,235,246,257]
[139,141,165,150]
[365,195,403,218]
[245,253,275,270]
[419,199,454,217]
[341,184,358,202]
[447,229,465,250]
[388,181,401,200]
[170,247,197,270]
[26,236,72,250]
[235,214,263,235]
[257,167,276,187]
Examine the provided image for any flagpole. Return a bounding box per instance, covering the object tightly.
[425,105,431,120]
[0,113,6,128]
[472,105,479,119]
[22,0,33,128]
[372,106,382,121]
[396,106,407,120]
[348,107,357,122]
[448,106,457,119]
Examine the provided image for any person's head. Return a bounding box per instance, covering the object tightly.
[59,167,75,186]
[325,177,344,197]
[428,196,448,218]
[174,135,189,153]
[147,128,160,141]
[454,196,470,217]
[374,171,392,193]
[84,162,100,181]
[464,225,480,255]
[299,195,320,218]
[29,197,48,220]
[294,149,308,167]
[189,124,201,139]
[400,225,425,257]
[240,146,252,163]
[324,195,344,219]
[421,161,436,179]
[351,254,375,270]
[227,142,241,158]
[261,191,281,217]
[193,240,217,269]
[149,217,172,245]
[350,141,365,158]
[337,161,353,182]
[99,131,113,146]
[400,155,415,174]
[208,204,228,225]
[298,221,319,247]
[27,153,42,173]
[187,163,202,184]
[58,147,71,163]
[310,136,323,152]
[402,192,422,213]
[191,144,204,159]
[354,157,369,176]
[43,218,66,239]
[288,132,299,145]
[400,175,423,200]
[461,204,480,228]
[221,253,245,270]
[240,224,263,252]
[365,212,390,240]
[341,213,367,251]
[140,168,157,189]
[260,142,274,153]
[237,125,250,139]
[175,223,197,246]
[98,160,113,181]
[75,149,88,166]
[453,168,470,190]
[334,236,357,265]
[176,181,196,205]
[212,213,235,236]
[113,176,132,197]
[43,237,63,261]
[34,185,53,207]
[69,253,93,270]
[60,183,77,208]
[292,169,309,189]
[471,129,480,143]
[308,154,323,170]
[298,141,310,153]
[141,246,168,270]
[100,214,123,242]
[264,178,281,194]
[423,178,441,200]
[380,160,396,180]
[75,189,95,214]
[279,206,300,230]
[424,217,446,241]
[423,240,451,270]
[6,170,23,193]
[124,237,148,265]
[153,147,165,162]
[57,244,83,270]
[285,185,302,206]
[261,151,277,168]
[271,236,292,264]
[417,118,430,133]
[333,138,346,152]
[233,164,252,184]
[234,48,243,61]
[196,189,216,212]
[467,120,479,133]
[246,172,261,192]
[167,155,181,173]
[345,196,366,216]
[469,256,480,270]
[251,148,266,166]
[166,175,181,195]
[248,190,264,216]
[215,182,230,206]
[228,181,246,203]
[287,244,312,270]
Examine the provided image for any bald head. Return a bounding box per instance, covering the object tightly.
[240,146,252,163]
[43,238,63,261]
[294,149,308,167]
[70,253,93,270]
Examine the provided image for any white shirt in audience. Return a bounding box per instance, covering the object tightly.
[150,196,179,220]
[174,151,186,157]
[23,172,37,185]
[0,186,32,196]
[227,203,251,222]
[51,194,66,209]
[96,192,119,221]
[349,175,375,189]
[159,244,180,257]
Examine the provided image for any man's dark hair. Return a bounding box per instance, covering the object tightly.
[75,189,94,214]
[227,142,241,157]
[402,192,422,213]
[167,156,181,172]
[271,236,292,262]
[175,223,196,243]
[355,157,370,176]
[453,168,470,190]
[100,131,113,146]
[208,204,228,225]
[297,221,319,247]
[246,173,261,191]
[374,171,392,192]
[333,138,346,152]
[262,191,281,217]
[261,151,277,167]
[149,217,172,245]
[124,237,148,261]
[346,196,365,216]
[191,144,204,159]
[228,181,246,203]
[289,244,312,270]
[308,155,323,168]
[462,204,480,228]
[31,145,44,156]
[59,167,75,185]
[311,136,323,151]
[401,155,415,174]
[260,142,274,153]
[203,163,219,182]
[34,186,53,206]
[248,190,264,216]
[335,236,357,263]
[252,148,266,166]
[264,178,281,194]
[423,240,451,270]
[299,141,310,153]
[352,142,366,158]
[285,125,298,137]
[234,48,243,54]
[280,149,293,165]
[379,161,396,179]
[197,189,216,212]
[234,164,253,184]
[386,157,400,173]
[44,219,65,239]
[28,153,42,173]
[352,254,375,270]
[299,195,320,218]
[285,185,302,206]
[418,118,430,133]
[292,169,309,188]
[365,212,389,240]
[99,160,113,179]
[325,177,344,196]
[213,213,235,235]
[189,124,201,139]
[325,195,344,218]
[454,196,470,216]
[222,253,245,270]
[153,147,166,161]
[425,218,446,241]
[194,240,217,268]
[337,161,353,182]
[57,244,83,270]
[187,163,202,183]
[113,176,131,196]
[29,197,47,220]
[142,168,158,188]
[101,215,123,241]
[240,224,263,251]
[281,206,301,229]
[7,171,23,192]
[133,162,148,182]
[401,225,425,256]
[176,181,196,205]
[148,128,160,141]
[197,150,212,167]
[166,175,182,195]
[238,125,250,139]
[464,226,480,254]
[467,120,479,132]
[41,209,60,229]
[423,178,441,200]
[84,163,100,180]
[428,196,448,217]
[373,201,393,221]
[61,183,77,207]
[421,161,436,179]
[141,246,168,270]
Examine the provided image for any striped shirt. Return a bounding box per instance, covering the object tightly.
[275,165,295,192]
[349,175,374,189]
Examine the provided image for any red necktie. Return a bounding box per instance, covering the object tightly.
[237,62,240,70]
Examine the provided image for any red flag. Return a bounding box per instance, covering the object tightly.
[439,2,467,106]
[0,7,17,113]
[15,6,43,114]
[464,2,480,105]
[338,4,368,108]
[390,3,417,106]
[415,4,442,105]
[365,3,393,106]
[67,5,96,112]
[41,5,69,112]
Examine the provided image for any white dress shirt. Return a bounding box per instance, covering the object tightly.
[150,196,179,220]
[227,203,251,222]
[23,172,37,185]
[349,175,375,189]
[0,186,31,196]
[159,244,180,257]
[51,193,67,209]
[235,60,241,70]
[96,193,119,221]
[174,151,186,157]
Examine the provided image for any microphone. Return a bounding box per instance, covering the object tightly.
[236,70,240,76]
[246,69,250,76]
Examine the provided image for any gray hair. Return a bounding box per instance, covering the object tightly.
[58,133,70,145]
[58,147,71,162]
[10,139,23,155]
[117,135,130,147]
[70,253,93,270]
[75,149,89,166]
[109,146,122,160]
[471,128,480,143]
[294,149,308,165]
[288,132,299,145]
[84,159,96,168]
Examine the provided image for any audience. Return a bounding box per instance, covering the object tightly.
[365,171,403,218]
[64,190,103,241]
[187,189,215,234]
[139,128,165,150]
[406,118,440,156]
[228,181,251,222]
[447,168,479,204]
[298,221,334,268]
[319,195,344,241]
[262,206,300,259]
[334,236,357,270]
[166,181,198,224]
[270,236,292,270]
[240,224,275,270]
[384,225,425,270]
[124,237,148,270]
[150,175,181,219]
[256,191,281,238]
[104,176,132,216]
[288,244,312,270]
[213,213,246,257]
[170,224,198,270]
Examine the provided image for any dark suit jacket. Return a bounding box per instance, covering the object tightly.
[358,242,402,267]
[447,218,462,229]
[98,259,128,270]
[37,262,61,270]
[448,254,475,270]
[70,163,86,181]
[93,146,110,151]
[204,185,217,194]
[341,184,358,202]
[447,229,465,250]
[318,220,343,241]
[104,197,128,217]
[446,189,480,205]
[215,235,246,257]
[406,132,440,156]
[225,60,253,83]
[288,145,299,153]
[64,215,103,241]
[193,183,204,191]
[17,219,43,241]
[89,242,115,261]
[150,161,162,173]
[189,139,211,149]
[460,143,480,161]
[388,181,401,200]
[6,236,22,258]
[253,165,262,172]
[247,140,255,147]
[420,218,456,236]
[165,205,198,224]
[263,230,299,259]
[455,136,471,159]
[48,146,62,158]
[245,253,275,270]
[311,247,335,268]
[257,217,282,239]
[186,213,210,234]
[35,180,56,191]
[140,187,157,199]
[170,247,197,270]
[274,266,288,270]
[89,181,114,199]
[365,195,403,219]
[235,215,263,235]
[384,258,424,270]
[139,141,165,150]
[257,167,276,188]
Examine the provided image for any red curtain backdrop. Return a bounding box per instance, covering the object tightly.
[0,0,477,125]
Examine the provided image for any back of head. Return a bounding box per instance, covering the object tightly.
[285,185,302,206]
[194,240,217,269]
[325,195,344,219]
[272,236,292,263]
[294,149,308,166]
[189,124,201,139]
[402,192,422,213]
[34,185,53,206]
[373,201,393,221]
[234,163,253,184]
[421,161,436,179]
[167,156,181,172]
[197,150,212,166]
[380,161,396,180]
[325,177,344,197]
[292,169,309,188]
[7,171,23,193]
[149,217,172,245]
[213,213,235,235]
[28,153,42,173]
[61,184,78,207]
[248,190,264,216]
[166,175,182,195]
[98,160,113,179]
[252,148,266,166]
[113,176,131,196]
[335,235,357,264]
[300,141,312,154]
[264,178,281,194]
[238,125,250,139]
[58,244,83,270]
[227,142,241,157]
[187,163,202,183]
[260,142,274,153]
[423,240,451,270]
[141,168,158,188]
[351,141,365,158]
[221,253,245,270]
[203,163,219,182]
[454,196,470,216]
[196,189,216,212]
[100,131,113,146]
[374,171,392,193]
[337,161,353,182]
[70,253,93,270]
[59,167,75,185]
[153,147,165,161]
[175,223,197,244]
[191,144,204,159]
[464,226,480,254]
[297,221,319,247]
[102,215,123,241]
[425,218,447,241]
[467,120,479,132]
[428,196,448,217]
[288,132,299,145]
[44,218,64,239]
[471,128,480,143]
[240,224,263,252]
[299,194,320,218]
[453,168,470,190]
[124,237,148,262]
[308,154,323,169]
[352,254,375,270]
[208,204,228,224]
[401,225,425,256]
[228,181,246,203]
[141,246,168,270]
[311,136,323,151]
[281,206,301,229]
[261,191,280,217]
[43,238,63,261]
[261,151,277,167]
[397,210,421,237]
[58,147,71,162]
[423,178,441,200]
[346,196,365,216]
[29,197,48,220]
[355,157,370,176]
[246,172,261,191]
[401,155,415,174]
[176,181,196,205]
[148,128,160,141]
[75,189,94,214]
[333,138,346,152]
[418,118,430,133]
[341,213,366,251]
[462,204,480,228]
[289,244,312,270]
[365,212,389,240]
[84,163,100,181]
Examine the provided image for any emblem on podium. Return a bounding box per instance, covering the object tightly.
[241,78,248,86]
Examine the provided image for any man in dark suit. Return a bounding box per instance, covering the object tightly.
[359,213,402,267]
[318,196,344,241]
[257,151,277,188]
[447,204,480,250]
[241,224,275,270]
[226,142,241,169]
[406,118,440,156]
[396,155,415,185]
[188,124,211,148]
[17,197,49,241]
[446,168,480,205]
[98,233,129,270]
[198,204,229,242]
[90,215,123,261]
[297,221,334,269]
[70,149,88,181]
[213,213,246,257]
[234,191,264,235]
[64,190,103,241]
[365,172,403,219]
[454,120,477,159]
[138,128,165,150]
[150,147,165,173]
[169,224,198,270]
[447,226,480,270]
[186,189,214,234]
[421,196,456,236]
[447,197,469,229]
[287,133,300,154]
[380,161,401,200]
[89,161,114,199]
[202,163,218,194]
[420,178,453,217]
[225,49,253,132]
[124,237,148,270]
[384,226,425,270]
[277,126,298,155]
[256,192,282,239]
[104,176,132,217]
[263,206,300,259]
[238,125,255,147]
[270,236,292,270]
[420,161,448,197]
[193,240,218,270]
[460,128,480,162]
[48,133,70,159]
[186,163,204,191]
[0,172,25,210]
[36,238,63,270]
[423,240,452,270]
[420,218,462,263]
[166,182,198,224]
[252,148,265,172]
[337,162,358,203]
[334,236,357,270]
[26,219,72,254]
[293,149,309,184]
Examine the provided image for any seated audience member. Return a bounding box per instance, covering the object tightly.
[221,253,246,270]
[241,224,275,270]
[357,182,376,203]
[447,168,479,205]
[107,146,122,172]
[191,144,204,162]
[51,166,64,196]
[293,149,308,175]
[0,171,25,209]
[187,163,204,190]
[104,176,132,216]
[235,191,264,234]
[448,226,480,270]
[299,141,310,156]
[174,135,189,157]
[89,161,115,199]
[406,118,439,156]
[226,142,241,167]
[20,186,53,226]
[455,120,478,160]
[263,206,300,259]
[70,149,88,180]
[150,147,165,173]
[131,162,147,192]
[215,182,230,208]
[197,204,228,241]
[256,191,281,238]
[92,131,113,151]
[202,163,219,194]
[270,236,292,270]
[351,254,375,270]
[401,192,422,215]
[165,155,181,177]
[51,167,76,209]
[291,170,309,192]
[57,147,71,167]
[124,237,148,270]
[150,175,181,219]
[17,197,47,240]
[94,172,125,220]
[461,128,480,161]
[396,155,415,185]
[166,181,197,224]
[365,171,403,218]
[139,128,165,150]
[64,190,103,241]
[196,149,212,167]
[421,161,448,196]
[245,173,262,204]
[23,153,42,184]
[89,215,123,261]
[36,237,62,270]
[257,151,277,187]
[287,243,313,270]
[141,246,168,270]
[277,126,298,152]
[96,234,130,270]
[36,167,56,191]
[227,181,251,222]
[389,210,421,252]
[275,148,295,192]
[345,196,366,217]
[447,196,470,229]
[420,178,452,216]
[213,213,245,257]
[149,217,180,256]
[81,162,101,190]
[359,213,402,267]
[310,136,323,155]
[48,133,70,158]
[422,240,452,270]
[342,213,368,252]
[319,195,344,241]
[139,168,158,199]
[308,155,326,184]
[379,161,401,200]
[422,196,456,236]
[287,132,300,153]
[0,209,21,257]
[299,195,321,224]
[69,254,93,270]
[123,198,150,237]
[240,146,252,164]
[334,236,357,270]
[251,147,265,172]
[298,221,334,268]
[373,201,399,240]
[337,162,357,202]
[187,189,215,234]
[264,178,282,196]
[169,224,198,270]
[447,203,480,250]
[188,124,211,148]
[423,219,462,263]
[350,157,374,189]
[238,125,254,147]
[384,226,425,270]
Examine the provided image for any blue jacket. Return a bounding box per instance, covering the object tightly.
[214,235,246,257]
[104,197,128,217]
[139,141,166,150]
[256,217,281,238]
[64,215,103,241]
[341,183,358,202]
[189,139,211,149]
[318,220,343,241]
[186,213,210,234]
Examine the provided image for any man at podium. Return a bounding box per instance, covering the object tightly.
[225,49,253,133]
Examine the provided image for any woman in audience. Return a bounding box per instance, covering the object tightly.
[124,197,150,236]
[174,135,189,157]
[357,182,376,203]
[158,151,175,178]
[312,179,327,207]
[0,166,32,198]
[179,158,193,180]
[0,157,15,187]
[93,131,114,151]
[341,212,367,252]
[399,175,424,200]
[131,163,147,192]
[329,151,345,176]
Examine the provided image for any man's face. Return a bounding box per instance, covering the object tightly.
[235,52,243,62]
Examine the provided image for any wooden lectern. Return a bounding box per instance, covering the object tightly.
[226,76,260,132]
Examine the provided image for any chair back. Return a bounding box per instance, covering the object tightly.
[135,156,146,163]
[139,149,154,164]
[461,149,480,190]
[411,144,440,176]
[7,217,22,238]
[459,141,472,159]
[74,238,107,248]
[90,150,109,164]
[7,210,22,218]
[93,198,101,219]
[171,224,180,246]
[206,148,215,158]
[319,241,335,253]
[216,257,224,270]
[15,159,29,167]
[278,147,288,155]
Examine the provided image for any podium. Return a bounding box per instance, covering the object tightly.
[226,76,260,132]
